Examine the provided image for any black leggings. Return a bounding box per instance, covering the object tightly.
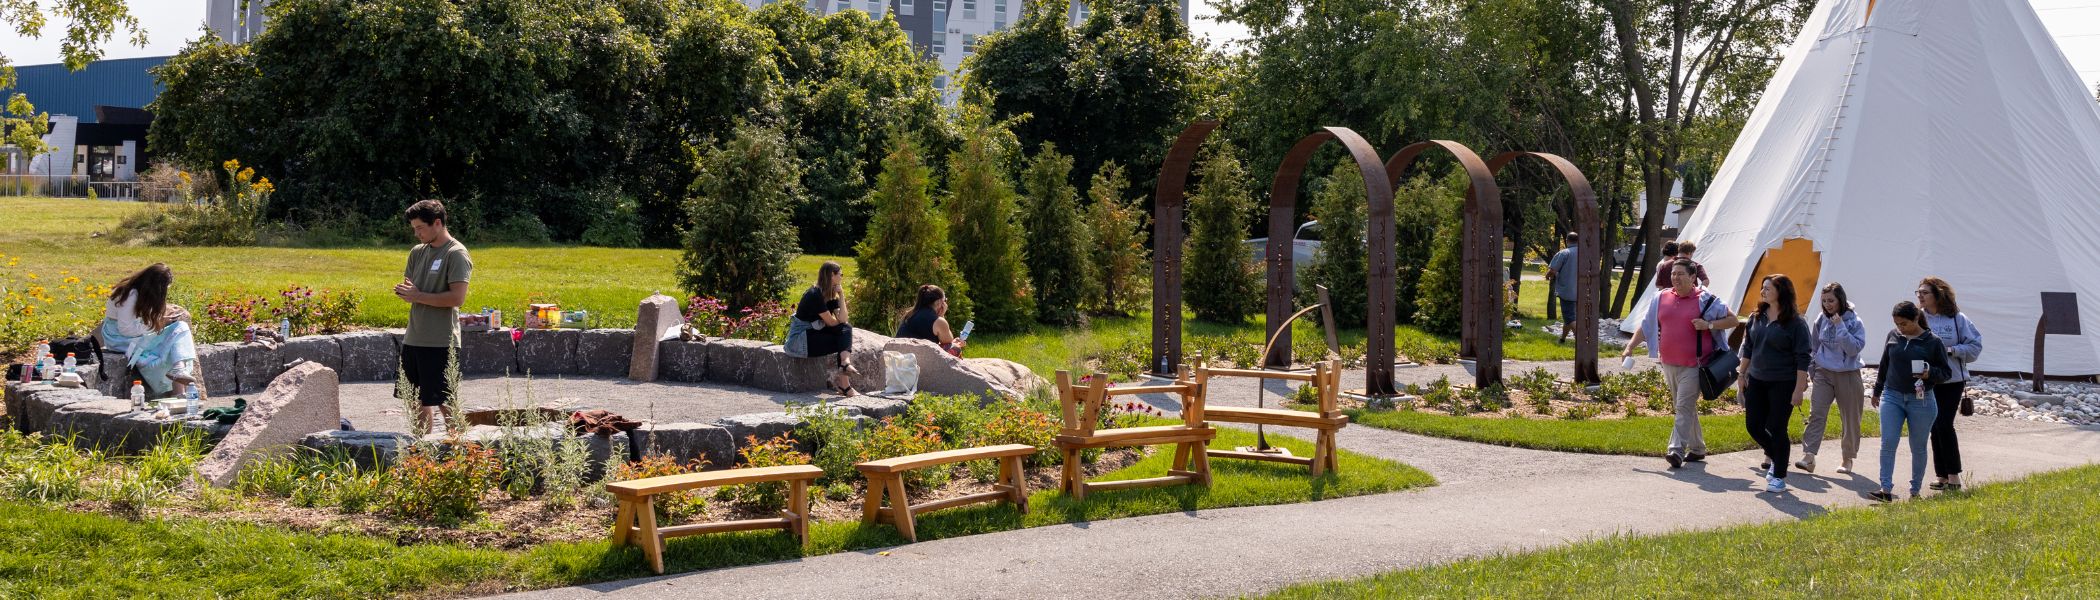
[1931,380,1967,477]
[1743,376,1797,479]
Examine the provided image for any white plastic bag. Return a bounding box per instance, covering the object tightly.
[883,351,920,396]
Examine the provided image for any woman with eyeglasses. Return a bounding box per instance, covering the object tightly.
[1914,277,1982,491]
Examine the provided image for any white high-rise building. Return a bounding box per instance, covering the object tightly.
[206,0,272,44]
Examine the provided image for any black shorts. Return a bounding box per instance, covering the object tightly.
[400,344,457,407]
[1557,296,1578,327]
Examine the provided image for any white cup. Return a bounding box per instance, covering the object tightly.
[1911,359,1927,373]
[1621,356,1637,370]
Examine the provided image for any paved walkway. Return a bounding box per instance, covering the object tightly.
[498,367,2100,600]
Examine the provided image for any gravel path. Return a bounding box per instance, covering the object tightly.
[495,363,2100,600]
[339,376,816,434]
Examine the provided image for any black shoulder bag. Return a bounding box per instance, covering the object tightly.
[1695,294,1740,401]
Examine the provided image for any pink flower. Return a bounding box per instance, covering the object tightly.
[511,329,524,342]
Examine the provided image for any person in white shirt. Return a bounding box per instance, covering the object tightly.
[99,263,198,398]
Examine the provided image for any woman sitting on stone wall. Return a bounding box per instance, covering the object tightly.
[99,262,200,398]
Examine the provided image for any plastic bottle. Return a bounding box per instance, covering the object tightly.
[130,380,146,412]
[32,340,49,369]
[41,354,55,382]
[62,352,77,374]
[279,318,292,340]
[183,385,202,417]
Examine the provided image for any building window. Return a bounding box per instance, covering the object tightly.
[994,0,1007,27]
[935,75,948,89]
[962,34,977,53]
[933,0,945,13]
[902,0,914,14]
[963,0,975,19]
[933,31,946,54]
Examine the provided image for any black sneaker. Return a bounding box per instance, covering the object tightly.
[1666,452,1684,469]
[1870,490,1896,502]
[1686,453,1707,463]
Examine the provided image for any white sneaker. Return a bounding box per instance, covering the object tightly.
[1836,460,1853,475]
[1765,476,1786,493]
[1794,454,1816,473]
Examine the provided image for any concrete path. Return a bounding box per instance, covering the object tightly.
[497,369,2100,600]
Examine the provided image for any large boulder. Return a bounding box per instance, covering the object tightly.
[301,430,416,470]
[234,342,284,394]
[46,398,154,453]
[832,395,909,421]
[581,431,630,482]
[630,422,737,470]
[657,339,710,383]
[962,357,1046,396]
[199,363,344,487]
[515,328,579,377]
[714,411,804,449]
[280,336,344,374]
[336,331,400,382]
[629,294,684,381]
[575,329,632,377]
[19,386,103,434]
[3,383,29,432]
[883,338,1026,400]
[196,342,242,396]
[846,331,891,392]
[704,339,814,393]
[459,329,519,376]
[95,349,132,398]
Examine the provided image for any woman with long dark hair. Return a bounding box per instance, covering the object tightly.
[793,261,860,396]
[1870,301,1952,501]
[1798,282,1867,474]
[99,263,199,397]
[895,285,965,356]
[1915,276,1981,491]
[1737,274,1812,493]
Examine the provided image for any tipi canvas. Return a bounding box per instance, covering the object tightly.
[1626,0,2100,376]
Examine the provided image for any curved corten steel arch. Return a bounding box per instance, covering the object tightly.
[1150,120,1222,375]
[1385,141,1504,388]
[1489,151,1602,384]
[1264,128,1396,393]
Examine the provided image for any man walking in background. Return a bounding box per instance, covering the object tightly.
[394,199,472,433]
[1547,232,1580,343]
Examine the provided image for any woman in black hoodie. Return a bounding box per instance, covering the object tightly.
[1870,301,1953,502]
[1737,274,1812,494]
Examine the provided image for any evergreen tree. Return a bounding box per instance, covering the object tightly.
[679,125,803,313]
[1391,176,1450,324]
[854,133,972,326]
[1300,162,1367,326]
[1085,161,1150,315]
[1416,204,1466,337]
[1020,143,1095,325]
[944,111,1034,331]
[1183,145,1263,323]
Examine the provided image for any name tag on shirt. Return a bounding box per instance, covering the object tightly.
[429,258,444,272]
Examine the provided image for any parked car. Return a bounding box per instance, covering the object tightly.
[1244,221,1322,292]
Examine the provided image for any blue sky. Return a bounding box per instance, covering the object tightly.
[3,1,2097,90]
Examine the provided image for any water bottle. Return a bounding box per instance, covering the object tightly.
[62,353,77,375]
[32,340,49,369]
[40,354,55,382]
[130,380,146,412]
[183,385,202,417]
[278,318,292,340]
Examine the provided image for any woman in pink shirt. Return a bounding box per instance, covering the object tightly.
[1622,259,1739,469]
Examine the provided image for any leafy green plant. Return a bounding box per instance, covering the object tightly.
[1422,376,1455,414]
[730,434,811,511]
[794,403,867,484]
[610,455,708,525]
[968,401,1060,473]
[862,413,951,488]
[1019,143,1094,325]
[1562,403,1604,421]
[379,442,503,526]
[1476,384,1511,412]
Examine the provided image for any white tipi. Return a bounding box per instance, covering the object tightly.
[1626,0,2100,375]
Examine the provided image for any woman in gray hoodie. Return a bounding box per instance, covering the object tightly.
[1797,283,1866,475]
[1915,277,1982,491]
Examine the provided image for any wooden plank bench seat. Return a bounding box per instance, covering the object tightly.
[1196,360,1349,476]
[855,443,1038,542]
[606,464,823,574]
[1051,367,1216,501]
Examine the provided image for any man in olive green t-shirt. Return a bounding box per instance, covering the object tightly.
[394,199,472,433]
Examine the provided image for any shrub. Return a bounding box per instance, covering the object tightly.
[610,456,709,524]
[1562,403,1604,421]
[944,116,1033,331]
[679,125,803,313]
[1183,145,1263,323]
[1393,174,1456,324]
[684,296,791,341]
[795,404,868,484]
[1020,143,1095,326]
[862,414,951,488]
[1085,161,1149,315]
[268,285,362,336]
[856,132,972,326]
[1476,384,1511,412]
[1422,375,1455,414]
[0,258,109,360]
[1301,162,1369,326]
[730,434,811,511]
[905,393,992,446]
[483,214,553,245]
[580,192,644,248]
[1416,212,1466,337]
[380,442,503,526]
[108,159,274,246]
[1091,339,1148,380]
[969,401,1059,469]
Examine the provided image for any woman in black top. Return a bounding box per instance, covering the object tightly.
[796,261,859,395]
[895,285,966,356]
[1737,274,1812,494]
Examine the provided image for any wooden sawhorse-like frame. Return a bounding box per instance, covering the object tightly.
[1197,359,1349,476]
[1052,367,1216,500]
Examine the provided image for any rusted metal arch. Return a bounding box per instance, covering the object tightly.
[1263,128,1398,393]
[1384,141,1504,388]
[1489,151,1602,384]
[1149,120,1221,375]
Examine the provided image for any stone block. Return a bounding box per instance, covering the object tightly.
[337,332,401,382]
[95,349,133,398]
[3,383,27,432]
[21,386,102,434]
[832,396,910,421]
[657,339,711,383]
[301,430,416,471]
[705,339,822,393]
[631,422,737,471]
[280,336,344,374]
[581,431,630,482]
[883,338,1024,400]
[196,342,242,396]
[46,398,151,453]
[962,357,1046,396]
[199,363,344,487]
[516,328,579,377]
[460,328,519,376]
[629,294,684,381]
[575,329,633,377]
[845,331,891,393]
[235,342,284,394]
[715,411,805,450]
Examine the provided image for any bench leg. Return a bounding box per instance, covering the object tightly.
[1322,429,1340,473]
[1002,455,1029,514]
[639,496,664,575]
[1191,441,1213,487]
[1172,442,1192,471]
[1310,430,1328,477]
[889,475,917,543]
[861,475,885,525]
[789,478,811,548]
[1061,447,1083,500]
[610,498,637,547]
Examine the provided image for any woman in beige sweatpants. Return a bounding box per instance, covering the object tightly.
[1799,283,1868,474]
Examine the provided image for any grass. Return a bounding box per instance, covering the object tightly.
[0,425,1434,597]
[1342,402,1882,455]
[1255,464,2100,598]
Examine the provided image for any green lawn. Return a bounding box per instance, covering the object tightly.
[0,425,1433,598]
[1341,403,1881,455]
[1255,464,2100,598]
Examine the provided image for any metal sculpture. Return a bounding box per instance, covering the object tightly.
[1262,128,1396,393]
[1384,142,1504,388]
[1149,120,1222,375]
[1488,151,1602,384]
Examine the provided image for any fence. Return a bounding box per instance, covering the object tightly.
[0,175,145,200]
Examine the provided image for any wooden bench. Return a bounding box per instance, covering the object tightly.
[855,443,1038,542]
[1052,367,1216,500]
[605,464,823,574]
[1199,360,1349,476]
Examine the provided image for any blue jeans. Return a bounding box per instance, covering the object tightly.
[1879,388,1939,494]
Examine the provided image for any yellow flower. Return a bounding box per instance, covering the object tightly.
[179,171,193,184]
[223,159,241,172]
[25,273,36,280]
[238,168,255,183]
[63,277,79,284]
